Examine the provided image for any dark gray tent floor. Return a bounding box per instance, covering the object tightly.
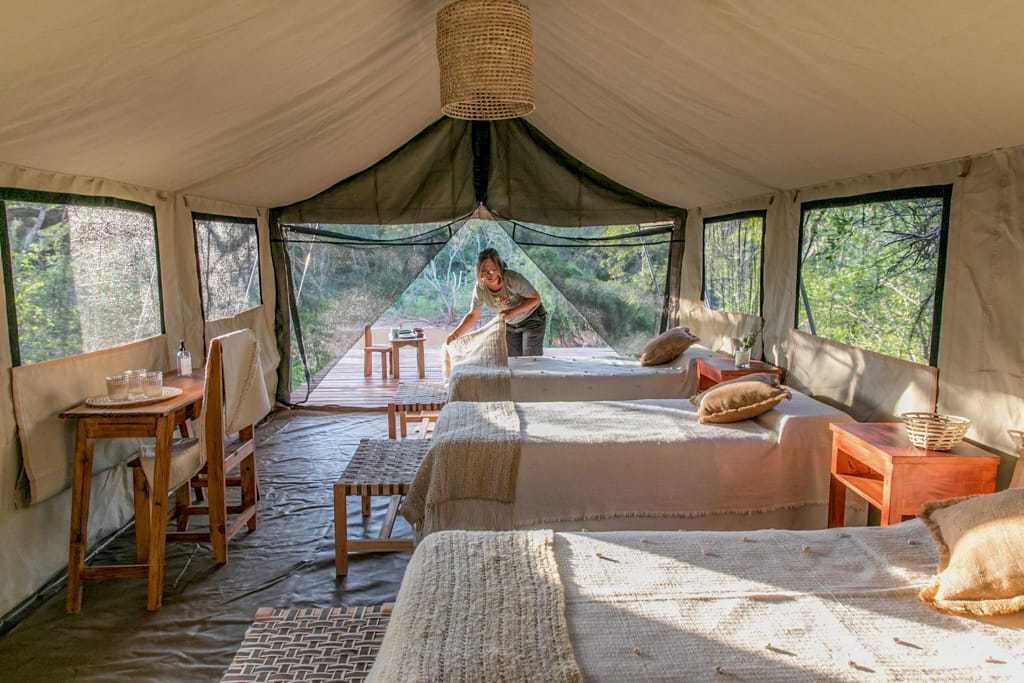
[0,412,409,682]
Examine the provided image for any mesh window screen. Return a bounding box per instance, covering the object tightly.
[193,214,261,321]
[702,212,765,316]
[1,195,162,365]
[381,219,603,348]
[282,221,461,391]
[496,219,673,355]
[798,188,950,365]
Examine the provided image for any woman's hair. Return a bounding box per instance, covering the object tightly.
[476,248,505,277]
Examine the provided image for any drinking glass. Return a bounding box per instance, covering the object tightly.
[126,369,146,397]
[106,374,129,401]
[142,370,163,398]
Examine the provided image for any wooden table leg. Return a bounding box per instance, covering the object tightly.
[146,415,173,611]
[827,474,846,528]
[392,343,401,380]
[133,467,151,563]
[416,341,425,379]
[334,485,348,577]
[387,403,397,439]
[66,423,95,613]
[400,411,408,438]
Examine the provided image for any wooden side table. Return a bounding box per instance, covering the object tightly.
[59,372,204,612]
[828,422,999,527]
[389,336,426,380]
[695,356,785,392]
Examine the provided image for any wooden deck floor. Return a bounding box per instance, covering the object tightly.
[291,345,614,410]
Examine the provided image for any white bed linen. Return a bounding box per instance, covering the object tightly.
[560,521,1024,681]
[512,390,866,531]
[452,344,721,402]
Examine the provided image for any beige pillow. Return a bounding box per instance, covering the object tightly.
[639,327,700,366]
[919,488,1024,616]
[697,381,791,424]
[689,372,779,407]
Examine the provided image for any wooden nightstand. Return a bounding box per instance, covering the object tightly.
[695,356,785,392]
[827,422,999,527]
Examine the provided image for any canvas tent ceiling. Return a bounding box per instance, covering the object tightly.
[0,1,1023,209]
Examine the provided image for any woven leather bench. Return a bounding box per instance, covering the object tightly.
[386,382,448,439]
[334,438,430,576]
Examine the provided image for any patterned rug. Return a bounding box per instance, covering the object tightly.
[223,605,391,682]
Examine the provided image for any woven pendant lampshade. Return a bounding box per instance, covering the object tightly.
[436,0,535,120]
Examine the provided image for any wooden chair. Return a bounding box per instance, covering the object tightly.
[131,336,260,566]
[363,325,392,379]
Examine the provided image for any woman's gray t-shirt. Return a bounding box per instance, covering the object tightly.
[471,270,539,324]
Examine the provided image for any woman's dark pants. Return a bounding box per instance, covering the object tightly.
[506,306,547,357]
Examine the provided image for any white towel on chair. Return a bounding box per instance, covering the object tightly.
[213,328,272,435]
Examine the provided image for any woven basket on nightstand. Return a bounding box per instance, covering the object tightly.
[901,412,971,451]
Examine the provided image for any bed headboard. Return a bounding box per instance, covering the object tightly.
[677,299,763,356]
[783,329,938,423]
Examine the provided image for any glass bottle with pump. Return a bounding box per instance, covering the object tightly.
[176,340,192,377]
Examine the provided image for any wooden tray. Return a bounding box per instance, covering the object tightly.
[85,386,184,408]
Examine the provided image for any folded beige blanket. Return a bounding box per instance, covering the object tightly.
[443,318,512,401]
[368,530,582,682]
[401,401,521,536]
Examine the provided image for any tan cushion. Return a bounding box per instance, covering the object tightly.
[690,372,779,407]
[919,488,1024,616]
[697,381,791,424]
[639,327,700,366]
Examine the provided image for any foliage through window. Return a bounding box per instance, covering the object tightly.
[193,214,261,321]
[797,188,950,365]
[702,212,764,316]
[1,191,163,365]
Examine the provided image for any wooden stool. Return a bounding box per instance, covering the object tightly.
[334,439,430,576]
[386,382,448,439]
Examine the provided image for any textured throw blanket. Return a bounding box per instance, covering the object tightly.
[368,530,582,682]
[372,522,1024,681]
[401,401,522,536]
[444,318,512,402]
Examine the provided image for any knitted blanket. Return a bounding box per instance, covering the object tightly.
[443,318,512,402]
[401,401,521,536]
[367,530,582,682]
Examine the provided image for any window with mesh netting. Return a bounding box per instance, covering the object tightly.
[0,190,164,365]
[797,187,951,365]
[702,211,765,316]
[193,213,261,321]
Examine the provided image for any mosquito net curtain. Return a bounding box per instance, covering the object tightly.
[272,117,685,400]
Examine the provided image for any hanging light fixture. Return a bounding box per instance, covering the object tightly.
[436,0,535,120]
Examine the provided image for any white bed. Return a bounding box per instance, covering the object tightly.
[370,522,1024,681]
[402,389,867,536]
[448,344,721,402]
[445,318,723,403]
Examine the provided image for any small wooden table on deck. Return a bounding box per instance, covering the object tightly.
[389,336,426,380]
[827,422,999,527]
[60,372,204,612]
[695,356,785,392]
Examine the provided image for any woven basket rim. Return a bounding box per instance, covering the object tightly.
[900,412,971,424]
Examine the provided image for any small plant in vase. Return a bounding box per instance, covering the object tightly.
[734,332,757,368]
